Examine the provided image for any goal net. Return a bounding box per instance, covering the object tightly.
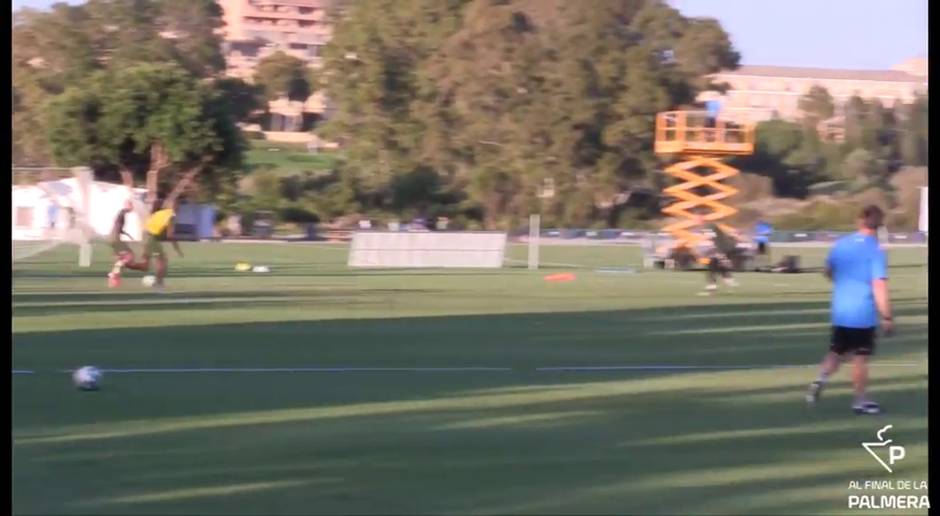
[12,167,95,267]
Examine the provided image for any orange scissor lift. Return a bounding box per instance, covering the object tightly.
[652,111,755,268]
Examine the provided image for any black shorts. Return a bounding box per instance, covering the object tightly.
[757,241,768,255]
[830,326,876,356]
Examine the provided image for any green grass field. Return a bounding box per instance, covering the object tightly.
[12,243,928,515]
[246,141,338,176]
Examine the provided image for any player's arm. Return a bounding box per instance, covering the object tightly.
[166,218,184,258]
[871,249,894,335]
[873,280,892,320]
[111,218,124,239]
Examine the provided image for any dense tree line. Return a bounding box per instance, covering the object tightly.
[736,90,928,199]
[12,0,258,208]
[314,0,739,229]
[14,0,926,229]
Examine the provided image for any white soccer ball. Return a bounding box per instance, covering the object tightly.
[72,366,102,391]
[142,275,157,287]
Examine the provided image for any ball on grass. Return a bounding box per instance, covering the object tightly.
[72,366,102,391]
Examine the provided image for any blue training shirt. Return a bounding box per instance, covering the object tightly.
[705,100,721,119]
[826,233,888,328]
[755,222,772,244]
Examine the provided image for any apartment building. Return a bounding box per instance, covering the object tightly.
[218,0,335,134]
[700,57,928,124]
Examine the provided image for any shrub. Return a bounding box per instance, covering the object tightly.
[772,199,860,230]
[807,181,850,197]
[729,173,774,203]
[853,187,893,211]
[279,206,320,224]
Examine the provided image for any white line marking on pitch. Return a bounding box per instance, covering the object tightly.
[13,297,337,308]
[536,363,921,372]
[56,367,514,374]
[10,363,920,375]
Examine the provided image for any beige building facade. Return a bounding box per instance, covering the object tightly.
[701,57,927,124]
[218,0,335,135]
[219,0,333,75]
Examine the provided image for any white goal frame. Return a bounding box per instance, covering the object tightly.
[12,166,95,267]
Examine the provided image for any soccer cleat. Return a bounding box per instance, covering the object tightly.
[107,271,121,288]
[705,283,718,291]
[806,381,824,404]
[724,277,738,287]
[853,401,882,415]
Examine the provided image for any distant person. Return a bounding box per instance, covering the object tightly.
[704,222,739,292]
[410,218,428,231]
[47,202,59,230]
[705,99,721,125]
[106,200,136,288]
[754,221,771,255]
[121,198,183,291]
[704,99,721,142]
[806,205,894,415]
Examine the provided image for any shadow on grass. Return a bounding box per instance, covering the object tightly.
[11,299,928,515]
[13,374,928,515]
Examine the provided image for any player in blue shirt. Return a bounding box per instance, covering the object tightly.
[806,205,895,415]
[754,221,772,255]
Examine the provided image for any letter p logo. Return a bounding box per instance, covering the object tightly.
[889,446,906,465]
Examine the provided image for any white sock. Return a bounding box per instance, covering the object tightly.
[816,372,829,384]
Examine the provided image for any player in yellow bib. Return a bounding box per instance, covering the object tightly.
[121,199,183,289]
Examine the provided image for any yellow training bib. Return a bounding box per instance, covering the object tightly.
[144,209,175,236]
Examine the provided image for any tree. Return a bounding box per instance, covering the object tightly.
[12,4,97,165]
[45,63,245,208]
[841,148,885,183]
[899,94,928,166]
[863,99,895,161]
[315,0,740,227]
[798,85,834,127]
[214,78,266,123]
[12,0,228,165]
[843,95,868,150]
[155,0,227,77]
[254,52,313,102]
[736,119,826,197]
[317,0,471,212]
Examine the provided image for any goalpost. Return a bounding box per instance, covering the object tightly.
[528,214,540,270]
[12,166,95,267]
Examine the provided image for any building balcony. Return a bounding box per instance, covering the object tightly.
[252,0,330,7]
[243,21,331,39]
[243,8,325,21]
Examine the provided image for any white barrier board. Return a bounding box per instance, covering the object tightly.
[348,231,507,268]
[919,187,928,233]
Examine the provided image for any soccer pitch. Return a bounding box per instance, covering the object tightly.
[12,243,928,515]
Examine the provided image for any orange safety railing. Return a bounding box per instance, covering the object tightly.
[654,111,755,156]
